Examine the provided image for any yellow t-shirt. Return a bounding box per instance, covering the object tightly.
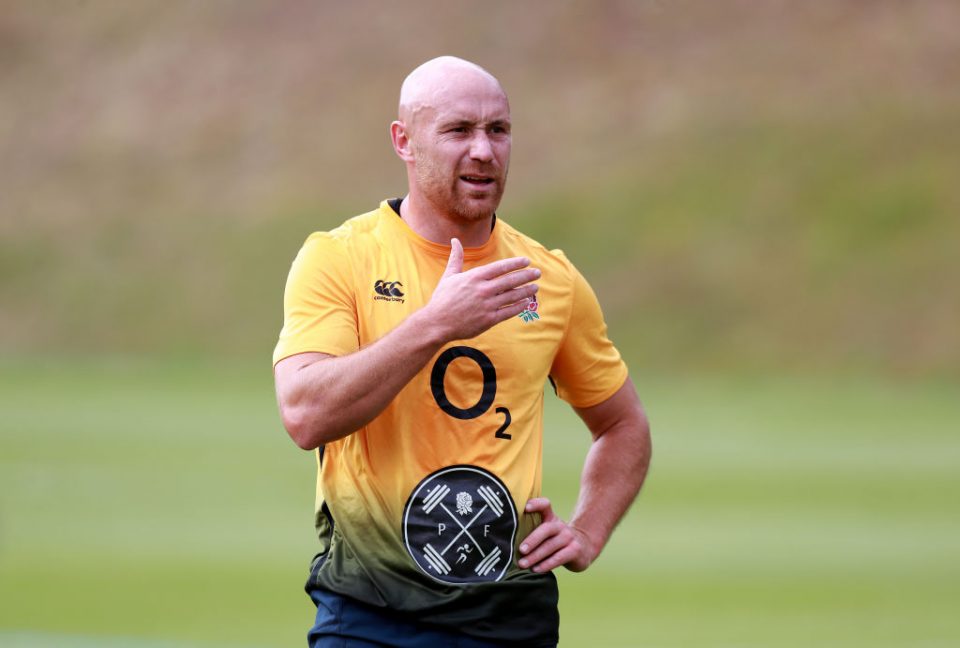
[274,199,628,643]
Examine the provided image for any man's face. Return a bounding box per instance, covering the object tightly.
[407,79,511,222]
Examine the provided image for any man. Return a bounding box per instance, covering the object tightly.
[274,56,651,647]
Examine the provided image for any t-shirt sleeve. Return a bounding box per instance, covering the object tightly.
[272,232,360,365]
[550,264,629,408]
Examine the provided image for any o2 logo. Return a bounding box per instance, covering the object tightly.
[430,346,512,440]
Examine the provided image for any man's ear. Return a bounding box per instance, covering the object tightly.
[390,121,415,162]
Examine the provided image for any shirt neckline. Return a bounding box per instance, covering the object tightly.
[380,199,500,261]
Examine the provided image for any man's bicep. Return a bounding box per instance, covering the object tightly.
[274,352,334,384]
[572,377,647,440]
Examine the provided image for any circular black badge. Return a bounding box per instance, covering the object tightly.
[402,465,517,585]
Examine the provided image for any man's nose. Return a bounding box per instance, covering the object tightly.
[469,132,494,162]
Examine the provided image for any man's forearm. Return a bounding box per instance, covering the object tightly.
[517,380,650,573]
[276,308,447,449]
[568,379,651,565]
[569,419,651,562]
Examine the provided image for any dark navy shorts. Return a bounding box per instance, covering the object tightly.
[307,586,554,648]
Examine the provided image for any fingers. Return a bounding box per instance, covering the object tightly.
[482,296,535,329]
[442,238,464,278]
[524,498,554,516]
[492,284,538,311]
[486,265,539,317]
[451,251,539,295]
[520,535,582,573]
[517,498,555,568]
[472,255,531,280]
[517,498,591,573]
[486,267,541,297]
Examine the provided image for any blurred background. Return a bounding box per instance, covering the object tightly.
[1,1,958,646]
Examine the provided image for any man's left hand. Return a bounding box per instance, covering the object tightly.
[517,497,596,573]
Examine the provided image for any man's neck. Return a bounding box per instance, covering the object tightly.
[398,194,495,248]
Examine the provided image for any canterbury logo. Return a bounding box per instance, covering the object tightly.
[374,279,405,303]
[375,280,405,297]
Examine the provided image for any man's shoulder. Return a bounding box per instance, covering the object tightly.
[301,206,387,252]
[497,219,578,277]
[316,207,383,241]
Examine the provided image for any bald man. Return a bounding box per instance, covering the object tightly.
[274,56,651,647]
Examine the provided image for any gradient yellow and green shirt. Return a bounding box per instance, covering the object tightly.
[274,199,628,643]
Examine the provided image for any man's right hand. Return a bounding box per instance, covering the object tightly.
[424,238,540,342]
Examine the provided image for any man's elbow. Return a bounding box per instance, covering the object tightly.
[614,404,651,465]
[634,405,652,448]
[633,408,652,470]
[280,403,324,450]
[280,401,353,450]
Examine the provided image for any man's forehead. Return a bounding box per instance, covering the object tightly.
[399,57,509,123]
[430,92,510,124]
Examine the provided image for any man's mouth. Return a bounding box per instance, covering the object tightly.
[460,175,495,186]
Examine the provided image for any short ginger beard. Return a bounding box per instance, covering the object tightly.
[411,145,507,223]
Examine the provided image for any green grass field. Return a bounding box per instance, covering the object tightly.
[1,358,957,646]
